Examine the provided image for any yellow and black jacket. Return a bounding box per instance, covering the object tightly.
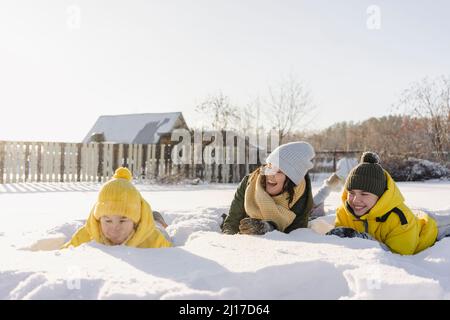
[335,171,438,255]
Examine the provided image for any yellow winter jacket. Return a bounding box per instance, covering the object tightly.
[62,198,172,249]
[335,171,438,255]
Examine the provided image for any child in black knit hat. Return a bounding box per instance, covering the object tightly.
[326,152,450,255]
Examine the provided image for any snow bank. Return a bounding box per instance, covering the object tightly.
[0,181,449,299]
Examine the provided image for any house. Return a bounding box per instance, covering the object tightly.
[82,112,189,144]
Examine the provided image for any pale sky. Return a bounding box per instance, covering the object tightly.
[1,0,449,142]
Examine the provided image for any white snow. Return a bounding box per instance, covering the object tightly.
[0,178,449,300]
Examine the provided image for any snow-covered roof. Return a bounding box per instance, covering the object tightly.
[82,112,187,144]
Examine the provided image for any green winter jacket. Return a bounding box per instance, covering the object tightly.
[222,173,313,234]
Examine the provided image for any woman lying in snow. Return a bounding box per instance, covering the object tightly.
[221,141,316,235]
[221,141,357,235]
[62,167,172,249]
[326,151,450,255]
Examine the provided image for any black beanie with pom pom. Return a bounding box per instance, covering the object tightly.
[344,151,387,197]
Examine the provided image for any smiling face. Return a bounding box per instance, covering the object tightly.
[347,189,379,217]
[262,165,287,196]
[100,215,135,245]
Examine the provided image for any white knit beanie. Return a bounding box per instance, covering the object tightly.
[265,141,315,185]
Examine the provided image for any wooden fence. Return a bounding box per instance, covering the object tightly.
[0,140,361,184]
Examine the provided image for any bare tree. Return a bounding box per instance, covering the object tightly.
[263,75,315,143]
[196,92,239,132]
[396,76,450,162]
[237,96,265,136]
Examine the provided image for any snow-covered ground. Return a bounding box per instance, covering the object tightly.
[1,176,449,300]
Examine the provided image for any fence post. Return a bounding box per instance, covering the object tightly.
[123,144,129,168]
[24,143,31,182]
[148,144,156,180]
[76,143,82,182]
[0,141,4,184]
[165,144,171,177]
[112,144,119,171]
[183,142,192,179]
[36,143,42,182]
[142,144,148,180]
[154,144,161,178]
[333,150,337,172]
[60,143,65,182]
[71,143,77,182]
[97,142,103,182]
[199,144,205,181]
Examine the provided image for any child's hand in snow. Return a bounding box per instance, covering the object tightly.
[239,218,275,235]
[326,227,391,251]
[326,227,374,240]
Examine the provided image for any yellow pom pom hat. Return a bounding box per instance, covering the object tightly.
[93,167,142,223]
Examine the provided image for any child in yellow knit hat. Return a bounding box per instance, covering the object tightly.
[62,167,172,249]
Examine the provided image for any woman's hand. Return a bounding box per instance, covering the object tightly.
[239,218,275,235]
